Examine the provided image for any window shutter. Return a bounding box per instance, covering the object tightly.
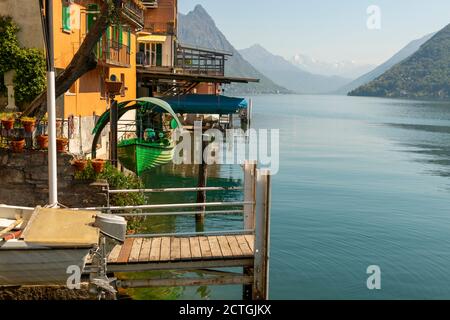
[119,25,123,48]
[127,28,131,53]
[62,5,71,32]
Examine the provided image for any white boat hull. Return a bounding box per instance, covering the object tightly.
[0,247,91,286]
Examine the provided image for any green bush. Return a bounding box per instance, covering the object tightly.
[75,161,146,207]
[0,16,46,106]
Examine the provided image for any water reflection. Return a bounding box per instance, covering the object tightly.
[383,122,450,177]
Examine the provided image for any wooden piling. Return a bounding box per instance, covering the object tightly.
[243,160,257,300]
[253,169,271,300]
[196,121,207,232]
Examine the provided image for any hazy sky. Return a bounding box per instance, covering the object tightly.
[179,0,450,65]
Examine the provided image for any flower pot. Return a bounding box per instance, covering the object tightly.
[2,119,14,130]
[73,159,88,172]
[10,139,25,153]
[36,135,49,149]
[22,119,36,133]
[91,159,106,174]
[56,138,68,153]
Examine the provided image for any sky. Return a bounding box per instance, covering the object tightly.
[179,0,450,65]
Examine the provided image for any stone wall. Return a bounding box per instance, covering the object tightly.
[0,150,108,208]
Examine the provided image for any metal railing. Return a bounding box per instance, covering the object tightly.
[74,161,269,241]
[122,0,145,28]
[176,44,231,76]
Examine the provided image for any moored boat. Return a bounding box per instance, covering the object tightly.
[0,205,126,287]
[118,138,175,176]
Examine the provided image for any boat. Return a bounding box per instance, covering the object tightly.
[118,138,175,176]
[0,204,126,287]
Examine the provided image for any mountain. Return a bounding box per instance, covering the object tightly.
[290,54,375,79]
[239,44,351,94]
[338,32,435,94]
[178,5,289,94]
[349,24,450,100]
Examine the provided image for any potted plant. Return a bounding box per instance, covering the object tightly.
[10,137,25,153]
[91,158,106,174]
[36,134,49,149]
[21,116,36,133]
[56,137,68,153]
[1,113,15,130]
[72,155,88,172]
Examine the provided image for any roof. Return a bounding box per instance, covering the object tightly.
[161,94,248,114]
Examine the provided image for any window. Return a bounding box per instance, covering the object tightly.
[86,4,98,32]
[62,5,71,32]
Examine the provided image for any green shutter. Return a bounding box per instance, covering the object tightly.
[62,5,71,32]
[106,26,111,59]
[87,4,98,31]
[119,25,123,48]
[156,43,162,67]
[87,4,99,56]
[127,28,131,53]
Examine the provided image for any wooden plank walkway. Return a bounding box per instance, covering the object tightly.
[106,235,254,266]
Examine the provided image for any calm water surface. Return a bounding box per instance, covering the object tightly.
[134,94,450,300]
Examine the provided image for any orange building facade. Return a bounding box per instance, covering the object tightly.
[53,0,143,118]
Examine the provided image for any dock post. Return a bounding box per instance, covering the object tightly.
[196,121,207,232]
[252,169,271,300]
[243,160,257,300]
[109,99,118,167]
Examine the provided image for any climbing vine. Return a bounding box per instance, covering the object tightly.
[0,16,46,107]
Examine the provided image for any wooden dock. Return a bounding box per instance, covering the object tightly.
[108,235,254,266]
[84,161,271,300]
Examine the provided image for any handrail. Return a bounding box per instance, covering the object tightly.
[127,229,254,239]
[75,201,253,212]
[108,186,243,194]
[113,210,244,217]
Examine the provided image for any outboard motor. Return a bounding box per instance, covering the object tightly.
[94,214,127,243]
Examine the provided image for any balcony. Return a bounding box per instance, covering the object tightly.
[97,40,130,68]
[175,44,231,77]
[121,0,145,28]
[144,22,176,35]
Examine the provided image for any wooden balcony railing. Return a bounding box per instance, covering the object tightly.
[98,40,130,68]
[144,22,176,35]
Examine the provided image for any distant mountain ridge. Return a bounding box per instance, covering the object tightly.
[178,5,290,94]
[290,53,375,79]
[338,32,436,94]
[349,24,450,100]
[239,44,351,94]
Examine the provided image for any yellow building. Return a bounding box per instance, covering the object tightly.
[52,0,143,117]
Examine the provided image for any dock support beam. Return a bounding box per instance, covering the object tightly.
[196,121,207,232]
[253,169,271,300]
[109,99,118,167]
[243,160,257,300]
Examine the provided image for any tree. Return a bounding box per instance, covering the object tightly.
[22,0,124,117]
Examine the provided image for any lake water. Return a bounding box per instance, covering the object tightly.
[135,94,450,300]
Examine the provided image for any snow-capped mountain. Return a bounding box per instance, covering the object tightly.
[290,53,375,79]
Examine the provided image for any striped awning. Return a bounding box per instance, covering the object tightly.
[137,35,167,43]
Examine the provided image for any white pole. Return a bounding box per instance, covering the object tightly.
[46,0,58,207]
[47,71,58,206]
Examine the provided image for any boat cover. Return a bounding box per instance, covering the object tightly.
[21,208,100,248]
[161,94,248,114]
